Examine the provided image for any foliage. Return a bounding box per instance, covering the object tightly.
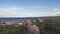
[0,17,60,34]
[0,25,32,34]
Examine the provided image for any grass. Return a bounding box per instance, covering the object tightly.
[0,25,29,34]
[0,24,58,34]
[0,17,59,34]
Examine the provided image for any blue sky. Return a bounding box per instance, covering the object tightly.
[0,0,60,17]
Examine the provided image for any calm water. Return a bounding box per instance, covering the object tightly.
[0,17,36,22]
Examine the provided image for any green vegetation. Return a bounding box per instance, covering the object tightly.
[32,17,60,34]
[0,17,60,34]
[40,17,60,34]
[0,25,32,34]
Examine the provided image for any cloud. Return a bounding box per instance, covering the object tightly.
[0,7,24,17]
[0,7,23,12]
[52,8,60,16]
[53,8,60,11]
[0,7,60,17]
[51,11,60,16]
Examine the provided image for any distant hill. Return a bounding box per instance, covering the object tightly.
[39,16,60,20]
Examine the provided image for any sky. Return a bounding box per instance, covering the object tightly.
[0,0,60,17]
